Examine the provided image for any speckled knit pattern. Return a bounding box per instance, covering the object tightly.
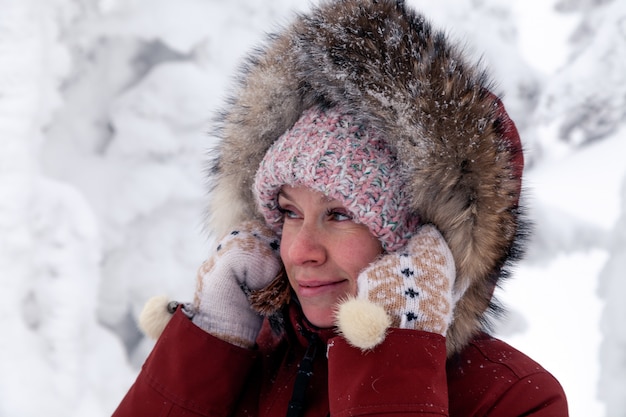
[253,106,419,251]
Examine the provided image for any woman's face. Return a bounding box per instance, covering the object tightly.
[278,185,383,328]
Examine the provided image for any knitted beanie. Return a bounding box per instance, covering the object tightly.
[253,106,420,251]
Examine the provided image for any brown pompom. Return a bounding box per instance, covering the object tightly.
[249,269,291,316]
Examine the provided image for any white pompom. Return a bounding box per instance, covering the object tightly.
[336,298,391,351]
[139,295,174,340]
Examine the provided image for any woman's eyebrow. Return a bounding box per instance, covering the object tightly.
[277,189,292,201]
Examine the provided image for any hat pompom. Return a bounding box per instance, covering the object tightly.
[335,297,391,351]
[139,295,174,340]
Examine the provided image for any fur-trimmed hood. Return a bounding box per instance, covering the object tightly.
[205,0,528,355]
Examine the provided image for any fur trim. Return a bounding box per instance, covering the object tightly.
[206,0,529,354]
[249,270,291,315]
[335,297,391,350]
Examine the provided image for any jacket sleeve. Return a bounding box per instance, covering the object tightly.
[112,308,258,417]
[327,329,449,417]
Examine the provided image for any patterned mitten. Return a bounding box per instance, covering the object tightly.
[192,220,282,348]
[336,224,455,350]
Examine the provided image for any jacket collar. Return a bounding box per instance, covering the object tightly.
[256,300,337,353]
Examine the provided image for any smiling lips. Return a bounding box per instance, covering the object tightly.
[296,279,348,297]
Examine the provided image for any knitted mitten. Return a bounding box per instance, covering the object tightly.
[336,224,456,350]
[192,220,282,348]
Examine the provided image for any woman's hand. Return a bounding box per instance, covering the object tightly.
[335,224,456,350]
[192,220,282,348]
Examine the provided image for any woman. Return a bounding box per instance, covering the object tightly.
[113,0,568,416]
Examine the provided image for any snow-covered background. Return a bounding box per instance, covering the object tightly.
[1,0,624,416]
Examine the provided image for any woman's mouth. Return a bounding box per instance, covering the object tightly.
[296,279,348,297]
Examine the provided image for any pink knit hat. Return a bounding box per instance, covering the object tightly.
[253,106,420,251]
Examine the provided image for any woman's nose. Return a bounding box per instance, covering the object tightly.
[286,221,327,266]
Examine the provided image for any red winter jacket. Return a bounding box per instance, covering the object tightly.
[113,305,568,416]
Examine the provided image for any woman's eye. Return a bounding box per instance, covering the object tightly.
[277,205,299,219]
[327,209,352,222]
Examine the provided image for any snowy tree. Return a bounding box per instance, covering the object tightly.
[518,3,626,416]
[539,3,626,414]
[0,1,134,416]
[598,172,626,417]
[537,0,626,150]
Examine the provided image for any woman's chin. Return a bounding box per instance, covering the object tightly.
[300,305,337,329]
